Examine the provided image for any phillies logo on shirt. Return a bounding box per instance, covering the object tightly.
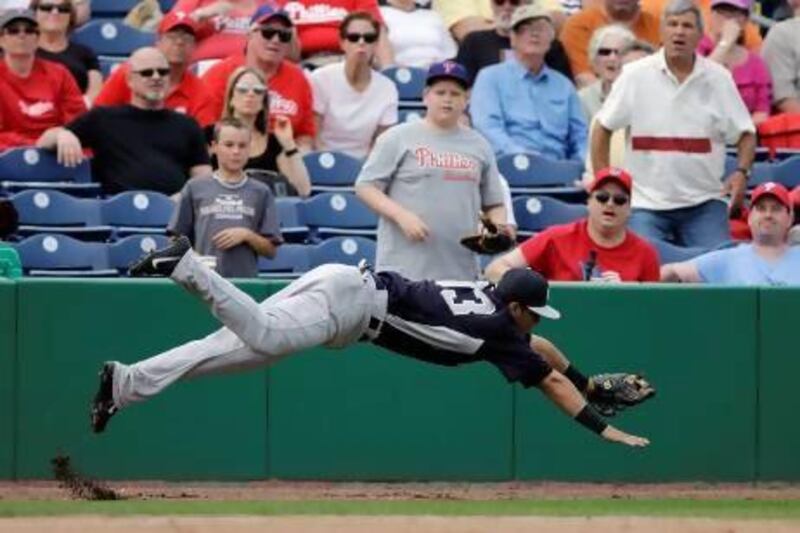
[269,91,298,116]
[213,14,251,33]
[414,147,479,181]
[19,100,55,118]
[282,2,349,24]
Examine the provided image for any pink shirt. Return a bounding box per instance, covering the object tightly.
[698,36,772,115]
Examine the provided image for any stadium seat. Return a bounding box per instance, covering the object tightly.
[12,233,117,277]
[302,192,378,240]
[723,156,775,187]
[651,239,707,264]
[10,190,112,240]
[303,151,363,193]
[772,156,800,189]
[275,197,309,243]
[91,0,140,17]
[308,236,376,268]
[98,56,126,78]
[107,234,170,274]
[0,147,99,196]
[100,191,174,237]
[257,243,311,279]
[381,66,426,104]
[512,195,587,237]
[498,153,585,195]
[72,19,155,56]
[398,108,424,124]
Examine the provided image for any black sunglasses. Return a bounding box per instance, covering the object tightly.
[133,67,170,78]
[494,0,522,5]
[344,32,378,44]
[593,191,629,206]
[260,27,292,43]
[37,3,72,13]
[3,25,39,35]
[596,47,621,57]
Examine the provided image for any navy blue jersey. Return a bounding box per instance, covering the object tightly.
[371,271,553,387]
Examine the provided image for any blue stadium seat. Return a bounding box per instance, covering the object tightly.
[91,0,140,17]
[651,239,707,264]
[98,56,126,78]
[308,236,376,268]
[302,192,378,240]
[772,156,800,189]
[723,156,775,187]
[257,243,311,279]
[512,195,587,237]
[72,19,155,56]
[275,197,309,243]
[498,153,585,194]
[10,190,112,240]
[101,190,174,237]
[107,234,170,274]
[381,66,426,103]
[0,147,99,196]
[303,151,363,193]
[12,234,116,277]
[398,108,424,124]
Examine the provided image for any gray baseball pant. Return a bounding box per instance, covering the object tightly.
[112,252,387,408]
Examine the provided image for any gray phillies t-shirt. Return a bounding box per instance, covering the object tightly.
[356,121,505,281]
[169,174,282,278]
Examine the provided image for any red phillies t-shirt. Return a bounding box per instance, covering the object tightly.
[519,219,661,282]
[277,0,383,56]
[200,55,316,138]
[169,0,259,61]
[0,58,86,150]
[94,63,216,126]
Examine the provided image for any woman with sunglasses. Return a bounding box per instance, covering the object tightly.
[30,0,102,105]
[579,24,635,123]
[486,167,660,283]
[309,11,398,159]
[209,66,311,197]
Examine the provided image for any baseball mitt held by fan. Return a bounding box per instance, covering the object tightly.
[588,373,656,417]
[460,215,514,255]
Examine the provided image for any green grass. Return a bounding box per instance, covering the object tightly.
[1,499,800,518]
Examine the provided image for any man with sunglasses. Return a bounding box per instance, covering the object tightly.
[486,167,660,283]
[0,8,85,150]
[201,5,315,151]
[37,47,211,196]
[94,12,215,127]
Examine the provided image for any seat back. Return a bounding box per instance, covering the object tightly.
[72,19,155,56]
[258,243,311,275]
[91,0,140,16]
[381,66,426,103]
[303,151,363,189]
[498,153,585,188]
[651,239,707,264]
[107,234,170,271]
[302,192,378,229]
[309,237,376,267]
[513,195,587,233]
[13,234,108,271]
[11,190,101,227]
[772,156,800,189]
[101,190,174,228]
[0,147,91,183]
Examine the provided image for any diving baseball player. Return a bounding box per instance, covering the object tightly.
[91,236,654,447]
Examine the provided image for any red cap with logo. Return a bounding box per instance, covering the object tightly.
[158,10,199,35]
[750,182,791,209]
[591,167,632,194]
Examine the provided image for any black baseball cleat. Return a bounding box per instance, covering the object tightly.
[128,235,191,277]
[90,362,118,433]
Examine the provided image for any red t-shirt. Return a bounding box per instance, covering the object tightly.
[0,58,86,150]
[200,55,316,138]
[277,0,383,57]
[519,219,660,282]
[169,0,258,62]
[94,63,216,126]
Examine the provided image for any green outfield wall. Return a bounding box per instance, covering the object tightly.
[1,279,797,481]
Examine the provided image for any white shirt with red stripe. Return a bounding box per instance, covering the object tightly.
[596,49,755,211]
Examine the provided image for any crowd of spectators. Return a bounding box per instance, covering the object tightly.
[0,0,798,283]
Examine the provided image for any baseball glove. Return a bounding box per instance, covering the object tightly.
[588,373,656,417]
[460,215,514,255]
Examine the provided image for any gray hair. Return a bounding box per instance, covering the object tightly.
[587,24,636,63]
[662,0,704,34]
[621,39,656,56]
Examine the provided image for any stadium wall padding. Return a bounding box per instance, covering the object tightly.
[0,279,797,481]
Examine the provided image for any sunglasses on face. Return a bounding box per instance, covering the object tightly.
[133,67,170,78]
[597,47,621,57]
[494,0,522,5]
[259,27,292,43]
[37,3,72,13]
[593,191,630,206]
[234,84,267,95]
[3,25,39,35]
[344,32,378,44]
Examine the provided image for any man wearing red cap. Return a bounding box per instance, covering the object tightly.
[486,167,660,283]
[93,12,215,127]
[661,182,800,285]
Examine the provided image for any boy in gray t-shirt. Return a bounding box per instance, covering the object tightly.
[169,119,282,278]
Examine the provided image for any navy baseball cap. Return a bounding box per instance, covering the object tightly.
[250,5,293,27]
[426,60,469,90]
[495,269,561,320]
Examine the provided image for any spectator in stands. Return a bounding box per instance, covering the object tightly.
[277,0,394,67]
[456,0,573,84]
[661,182,800,285]
[432,0,492,43]
[0,9,85,150]
[486,167,660,283]
[214,66,311,197]
[201,5,315,150]
[380,0,456,67]
[560,0,661,88]
[170,117,282,278]
[167,0,265,63]
[310,12,398,158]
[37,47,211,195]
[579,25,635,122]
[471,4,587,160]
[31,0,101,104]
[698,0,771,125]
[355,60,508,281]
[790,186,800,245]
[762,0,800,114]
[591,0,756,249]
[94,12,216,127]
[3,0,90,26]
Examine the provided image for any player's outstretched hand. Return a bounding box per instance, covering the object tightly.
[601,425,650,448]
